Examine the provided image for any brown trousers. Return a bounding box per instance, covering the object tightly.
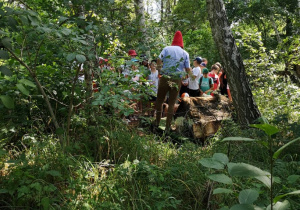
[155,77,181,130]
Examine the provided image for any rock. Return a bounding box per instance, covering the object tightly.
[175,94,232,140]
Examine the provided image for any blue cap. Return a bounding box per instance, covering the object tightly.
[194,57,202,64]
[200,62,206,67]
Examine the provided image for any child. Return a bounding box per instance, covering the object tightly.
[202,58,208,66]
[188,57,202,97]
[208,64,220,92]
[179,74,189,97]
[199,68,214,96]
[147,60,159,100]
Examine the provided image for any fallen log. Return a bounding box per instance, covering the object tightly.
[175,94,232,140]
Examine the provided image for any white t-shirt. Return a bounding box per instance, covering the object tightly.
[188,66,201,90]
[131,70,140,82]
[148,70,159,94]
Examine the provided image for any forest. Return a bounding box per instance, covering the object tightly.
[0,0,300,209]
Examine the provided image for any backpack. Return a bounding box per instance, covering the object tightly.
[199,76,212,87]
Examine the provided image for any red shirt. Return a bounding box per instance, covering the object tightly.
[208,72,219,90]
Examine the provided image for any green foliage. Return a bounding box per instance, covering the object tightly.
[0,0,299,209]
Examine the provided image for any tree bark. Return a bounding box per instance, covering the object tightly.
[206,0,261,125]
[134,0,146,35]
[161,0,164,24]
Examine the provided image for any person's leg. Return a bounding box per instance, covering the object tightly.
[155,77,169,126]
[165,79,181,131]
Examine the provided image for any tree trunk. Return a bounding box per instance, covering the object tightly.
[270,15,282,44]
[161,0,164,24]
[134,0,146,35]
[206,0,261,125]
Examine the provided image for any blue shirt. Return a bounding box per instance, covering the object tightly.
[159,46,190,77]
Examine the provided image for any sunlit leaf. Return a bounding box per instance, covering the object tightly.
[251,124,279,136]
[267,200,290,210]
[222,137,257,142]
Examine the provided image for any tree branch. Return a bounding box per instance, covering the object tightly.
[5,46,62,143]
[66,64,81,145]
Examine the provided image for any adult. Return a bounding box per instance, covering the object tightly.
[188,57,202,97]
[155,31,190,132]
[128,49,138,59]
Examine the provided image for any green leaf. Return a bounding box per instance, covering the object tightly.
[41,197,50,210]
[76,54,86,63]
[251,124,279,136]
[208,174,232,185]
[273,190,300,203]
[30,182,42,192]
[19,79,36,88]
[228,163,270,177]
[1,37,12,49]
[0,30,7,35]
[0,66,12,76]
[255,175,272,189]
[213,188,233,195]
[230,204,255,210]
[19,15,29,25]
[199,158,224,170]
[0,189,8,193]
[46,170,62,177]
[267,200,290,210]
[59,16,68,23]
[287,175,300,184]
[222,137,257,142]
[61,28,71,36]
[273,137,300,159]
[213,153,229,165]
[0,95,14,109]
[239,189,259,204]
[0,50,9,59]
[219,208,230,210]
[66,53,76,61]
[27,15,39,26]
[228,163,271,188]
[16,84,29,96]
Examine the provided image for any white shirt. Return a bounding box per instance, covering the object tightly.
[188,66,201,90]
[148,70,159,94]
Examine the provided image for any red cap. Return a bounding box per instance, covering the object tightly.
[171,31,184,48]
[128,49,137,56]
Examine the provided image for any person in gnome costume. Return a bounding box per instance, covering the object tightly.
[128,49,138,59]
[155,31,190,132]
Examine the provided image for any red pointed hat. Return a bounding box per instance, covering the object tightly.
[128,49,137,56]
[171,31,184,48]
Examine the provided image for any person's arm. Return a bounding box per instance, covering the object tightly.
[157,58,163,74]
[184,53,191,76]
[204,79,214,94]
[204,84,214,94]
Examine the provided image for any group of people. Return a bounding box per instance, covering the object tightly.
[95,31,232,132]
